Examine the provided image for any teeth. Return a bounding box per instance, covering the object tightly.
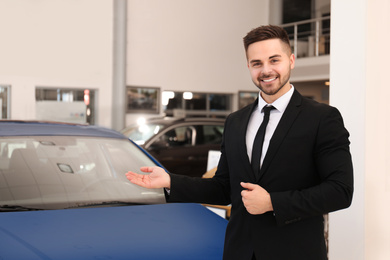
[262,78,276,82]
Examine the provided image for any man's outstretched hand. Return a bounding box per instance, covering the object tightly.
[126,166,171,189]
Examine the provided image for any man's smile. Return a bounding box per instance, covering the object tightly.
[262,77,277,82]
[260,77,278,84]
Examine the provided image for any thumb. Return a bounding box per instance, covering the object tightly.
[240,182,257,191]
[140,166,154,173]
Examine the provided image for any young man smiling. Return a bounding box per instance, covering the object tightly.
[126,25,353,260]
[246,27,295,104]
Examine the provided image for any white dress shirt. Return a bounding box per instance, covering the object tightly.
[246,85,295,169]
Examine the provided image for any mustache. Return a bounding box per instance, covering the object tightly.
[257,74,278,80]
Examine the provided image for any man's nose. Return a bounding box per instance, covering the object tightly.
[261,63,272,74]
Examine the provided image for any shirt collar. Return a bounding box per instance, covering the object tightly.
[257,84,295,113]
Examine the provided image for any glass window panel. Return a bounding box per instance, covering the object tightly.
[196,125,224,145]
[35,87,96,125]
[0,86,9,119]
[185,93,206,110]
[163,91,231,117]
[210,94,230,111]
[166,92,183,110]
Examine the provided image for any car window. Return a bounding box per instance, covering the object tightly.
[121,123,164,145]
[195,125,224,145]
[0,136,165,210]
[157,126,193,147]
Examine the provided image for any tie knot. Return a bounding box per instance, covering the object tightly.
[262,105,275,115]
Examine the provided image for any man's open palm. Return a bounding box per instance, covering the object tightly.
[126,166,171,189]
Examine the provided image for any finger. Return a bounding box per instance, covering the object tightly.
[240,182,257,190]
[126,171,143,178]
[241,190,252,202]
[129,175,149,187]
[125,171,138,179]
[125,171,146,183]
[126,170,138,176]
[140,166,153,173]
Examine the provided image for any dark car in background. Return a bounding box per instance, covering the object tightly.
[0,121,227,259]
[121,117,225,177]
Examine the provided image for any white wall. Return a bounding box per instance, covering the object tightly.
[329,0,366,259]
[330,0,390,259]
[365,1,390,259]
[0,0,113,127]
[126,0,268,124]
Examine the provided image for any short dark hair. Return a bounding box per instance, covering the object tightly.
[243,25,291,54]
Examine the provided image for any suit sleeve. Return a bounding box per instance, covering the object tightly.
[270,107,353,226]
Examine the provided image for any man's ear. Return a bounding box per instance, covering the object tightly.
[290,53,296,69]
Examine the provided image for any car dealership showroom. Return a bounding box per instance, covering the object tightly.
[0,0,389,259]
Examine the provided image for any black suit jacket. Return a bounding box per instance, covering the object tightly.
[168,89,353,260]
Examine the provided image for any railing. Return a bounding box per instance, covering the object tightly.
[281,16,330,58]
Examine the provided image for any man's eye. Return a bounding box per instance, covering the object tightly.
[271,59,279,63]
[252,63,261,67]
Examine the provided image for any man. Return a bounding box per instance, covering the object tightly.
[126,25,353,260]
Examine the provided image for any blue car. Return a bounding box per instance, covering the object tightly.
[0,121,227,259]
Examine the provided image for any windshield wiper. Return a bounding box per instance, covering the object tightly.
[66,201,143,209]
[0,205,43,212]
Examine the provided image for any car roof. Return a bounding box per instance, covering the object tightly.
[0,120,127,139]
[135,117,225,126]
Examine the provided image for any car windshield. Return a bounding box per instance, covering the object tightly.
[121,123,164,145]
[0,136,165,210]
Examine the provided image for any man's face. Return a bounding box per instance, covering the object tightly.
[246,38,295,103]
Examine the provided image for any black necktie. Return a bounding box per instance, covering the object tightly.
[251,105,275,179]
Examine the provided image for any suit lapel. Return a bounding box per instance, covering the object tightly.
[239,99,259,182]
[257,90,302,181]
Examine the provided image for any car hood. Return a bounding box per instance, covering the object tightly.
[0,203,227,260]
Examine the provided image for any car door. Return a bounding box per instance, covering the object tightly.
[192,124,223,173]
[146,125,198,176]
[146,123,223,177]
